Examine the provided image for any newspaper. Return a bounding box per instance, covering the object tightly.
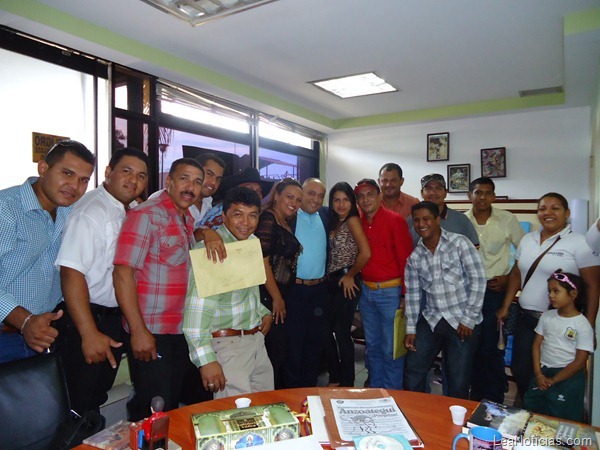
[330,397,418,442]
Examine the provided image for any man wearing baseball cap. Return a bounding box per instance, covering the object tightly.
[406,173,478,247]
[354,178,413,389]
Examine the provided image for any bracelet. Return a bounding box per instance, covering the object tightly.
[20,313,34,334]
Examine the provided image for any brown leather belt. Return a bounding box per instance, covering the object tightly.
[295,277,326,286]
[211,326,260,338]
[1,323,20,334]
[363,278,402,290]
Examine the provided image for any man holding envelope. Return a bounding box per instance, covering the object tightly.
[184,187,274,398]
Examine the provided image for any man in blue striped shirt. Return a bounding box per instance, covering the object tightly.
[0,140,95,363]
[404,201,486,399]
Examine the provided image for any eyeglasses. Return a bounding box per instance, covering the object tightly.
[551,272,577,291]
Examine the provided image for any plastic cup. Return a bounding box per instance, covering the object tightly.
[235,397,252,408]
[449,405,467,425]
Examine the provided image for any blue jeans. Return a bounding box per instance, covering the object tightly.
[0,332,37,364]
[359,284,403,389]
[405,317,480,399]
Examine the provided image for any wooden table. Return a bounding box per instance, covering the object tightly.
[77,388,477,449]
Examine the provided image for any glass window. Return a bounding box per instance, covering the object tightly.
[259,147,317,182]
[114,66,151,115]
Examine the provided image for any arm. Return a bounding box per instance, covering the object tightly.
[194,227,227,262]
[403,256,419,351]
[113,264,156,361]
[585,219,600,254]
[457,238,487,338]
[263,257,286,324]
[548,349,589,386]
[531,333,551,390]
[579,265,600,326]
[339,216,371,299]
[60,267,121,367]
[497,262,522,324]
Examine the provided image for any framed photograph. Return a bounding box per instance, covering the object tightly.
[480,147,506,178]
[447,164,470,193]
[427,132,449,161]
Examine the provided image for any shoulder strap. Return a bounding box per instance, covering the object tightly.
[522,235,561,289]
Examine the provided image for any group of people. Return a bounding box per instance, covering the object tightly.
[0,140,599,425]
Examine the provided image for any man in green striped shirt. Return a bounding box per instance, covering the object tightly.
[183,187,273,399]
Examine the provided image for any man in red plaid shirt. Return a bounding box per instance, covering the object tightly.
[114,157,204,421]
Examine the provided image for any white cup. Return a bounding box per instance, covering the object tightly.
[449,405,467,426]
[235,397,252,408]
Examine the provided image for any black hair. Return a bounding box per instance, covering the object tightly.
[196,153,226,171]
[328,181,359,229]
[168,158,204,177]
[539,192,569,210]
[150,396,165,413]
[379,163,403,179]
[469,177,495,193]
[262,177,302,211]
[223,186,261,213]
[45,139,95,167]
[547,269,586,312]
[411,201,440,218]
[109,147,149,170]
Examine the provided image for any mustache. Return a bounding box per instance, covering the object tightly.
[181,191,195,197]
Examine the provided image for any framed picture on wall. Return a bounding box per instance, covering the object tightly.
[481,147,506,178]
[447,164,470,193]
[427,132,449,161]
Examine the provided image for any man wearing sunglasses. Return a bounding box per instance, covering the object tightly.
[0,140,95,363]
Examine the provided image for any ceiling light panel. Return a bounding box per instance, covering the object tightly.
[310,72,398,99]
[140,0,278,26]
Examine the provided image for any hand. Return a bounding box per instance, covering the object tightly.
[259,314,273,335]
[272,297,286,324]
[457,323,473,341]
[496,305,509,329]
[130,327,157,361]
[404,334,416,351]
[200,361,227,393]
[204,228,227,262]
[487,276,508,293]
[81,329,123,368]
[535,374,552,390]
[22,310,63,353]
[339,274,359,299]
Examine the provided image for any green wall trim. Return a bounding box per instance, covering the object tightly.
[332,93,565,129]
[0,1,589,130]
[564,8,600,36]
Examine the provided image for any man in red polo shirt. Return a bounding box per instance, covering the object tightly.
[355,178,413,389]
[113,158,204,421]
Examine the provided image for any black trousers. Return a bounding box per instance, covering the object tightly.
[511,307,540,402]
[54,302,125,414]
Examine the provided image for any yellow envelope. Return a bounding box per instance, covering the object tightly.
[190,238,266,298]
[393,308,407,359]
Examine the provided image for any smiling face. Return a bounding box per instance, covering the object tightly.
[166,163,204,214]
[200,159,224,198]
[355,185,381,217]
[468,183,496,213]
[537,196,570,235]
[412,207,442,242]
[273,184,303,220]
[223,202,260,241]
[421,181,447,209]
[332,190,352,220]
[378,168,403,200]
[104,155,148,206]
[35,151,95,212]
[301,180,326,214]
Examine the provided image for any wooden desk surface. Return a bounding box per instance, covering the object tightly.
[78,388,477,450]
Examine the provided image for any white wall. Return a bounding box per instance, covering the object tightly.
[326,107,592,204]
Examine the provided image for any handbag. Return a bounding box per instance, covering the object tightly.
[50,410,106,450]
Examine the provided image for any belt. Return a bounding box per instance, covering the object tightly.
[1,323,19,334]
[295,277,326,286]
[363,278,402,290]
[522,308,542,320]
[211,326,260,338]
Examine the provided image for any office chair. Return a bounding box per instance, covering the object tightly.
[0,352,71,450]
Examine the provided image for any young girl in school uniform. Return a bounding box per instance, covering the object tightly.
[523,270,594,422]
